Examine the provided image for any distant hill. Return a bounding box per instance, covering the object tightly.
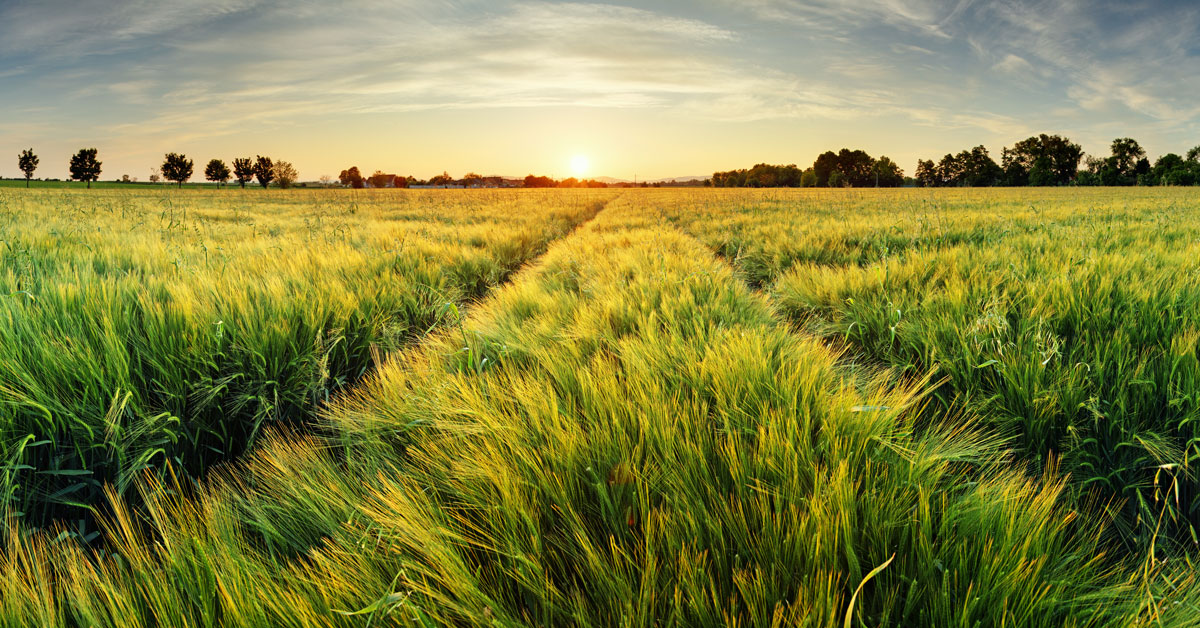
[594,175,708,184]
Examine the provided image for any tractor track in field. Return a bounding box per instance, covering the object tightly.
[311,193,618,422]
[44,194,619,540]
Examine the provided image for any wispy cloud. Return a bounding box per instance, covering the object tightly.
[0,0,1196,177]
[730,0,975,38]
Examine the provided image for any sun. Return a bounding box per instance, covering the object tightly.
[570,154,590,178]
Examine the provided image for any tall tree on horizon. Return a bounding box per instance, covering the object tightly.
[272,160,298,189]
[1100,137,1150,186]
[161,153,194,188]
[812,151,839,187]
[253,156,275,189]
[871,155,905,187]
[205,159,231,188]
[339,166,364,188]
[915,159,937,187]
[232,157,254,189]
[69,148,102,189]
[17,149,38,188]
[1001,134,1082,186]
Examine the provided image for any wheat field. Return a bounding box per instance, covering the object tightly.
[2,187,1200,626]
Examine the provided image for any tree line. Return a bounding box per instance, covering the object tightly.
[711,150,905,188]
[711,135,1200,188]
[12,148,298,189]
[333,167,611,189]
[917,135,1200,187]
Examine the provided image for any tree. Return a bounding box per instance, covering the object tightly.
[810,149,874,187]
[1094,138,1148,186]
[339,167,364,188]
[272,160,297,189]
[1075,170,1101,186]
[935,154,962,186]
[69,148,102,188]
[232,158,255,189]
[915,160,937,187]
[523,174,555,188]
[800,169,817,188]
[836,149,874,187]
[871,156,904,187]
[1148,153,1198,186]
[17,149,38,188]
[1001,134,1083,186]
[828,171,846,188]
[1108,138,1145,176]
[161,153,194,188]
[957,146,1002,186]
[812,151,839,187]
[709,164,804,188]
[367,170,392,188]
[205,159,231,188]
[1028,156,1056,186]
[919,146,1003,187]
[392,175,410,189]
[429,171,454,186]
[253,156,275,188]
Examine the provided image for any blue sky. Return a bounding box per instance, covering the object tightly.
[1,0,1197,180]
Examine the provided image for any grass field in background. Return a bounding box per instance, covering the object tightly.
[3,187,1200,626]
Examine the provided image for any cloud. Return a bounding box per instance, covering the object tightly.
[730,0,975,38]
[978,1,1200,123]
[0,0,260,58]
[4,0,926,144]
[2,0,1197,177]
[993,53,1034,75]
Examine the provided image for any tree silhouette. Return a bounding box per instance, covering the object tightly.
[367,170,392,188]
[1145,153,1198,186]
[232,158,255,189]
[253,156,275,189]
[916,146,1001,187]
[1001,134,1082,186]
[523,174,555,188]
[339,167,364,188]
[812,151,839,187]
[205,159,231,188]
[17,149,38,188]
[871,156,905,187]
[69,148,102,189]
[915,160,936,187]
[836,149,874,187]
[161,153,194,188]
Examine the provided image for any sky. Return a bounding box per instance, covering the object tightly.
[1,0,1198,181]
